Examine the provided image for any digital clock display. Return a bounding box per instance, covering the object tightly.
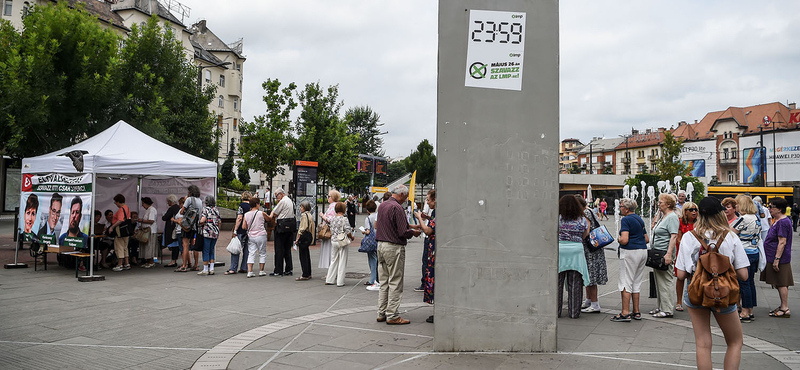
[464,10,527,91]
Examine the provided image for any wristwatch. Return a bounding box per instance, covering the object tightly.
[775,257,781,261]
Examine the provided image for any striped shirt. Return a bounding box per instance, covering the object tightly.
[375,197,415,246]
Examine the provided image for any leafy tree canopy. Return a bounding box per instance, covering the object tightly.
[405,139,436,186]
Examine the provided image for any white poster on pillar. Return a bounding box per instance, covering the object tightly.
[464,9,526,91]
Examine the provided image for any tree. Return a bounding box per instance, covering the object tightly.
[405,139,436,197]
[568,163,581,174]
[385,159,408,186]
[293,82,358,191]
[653,131,688,180]
[345,105,385,193]
[239,79,296,194]
[237,162,251,186]
[113,15,217,160]
[0,2,120,157]
[219,140,235,187]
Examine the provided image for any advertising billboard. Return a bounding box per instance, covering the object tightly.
[740,131,800,183]
[679,140,716,178]
[741,147,765,184]
[19,173,92,248]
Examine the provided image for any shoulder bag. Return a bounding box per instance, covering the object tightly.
[358,217,377,253]
[583,211,613,252]
[114,207,135,238]
[317,222,331,240]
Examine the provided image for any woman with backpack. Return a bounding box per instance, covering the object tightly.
[676,196,750,370]
[176,185,203,272]
[361,200,380,291]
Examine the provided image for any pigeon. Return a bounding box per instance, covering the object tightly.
[59,150,89,172]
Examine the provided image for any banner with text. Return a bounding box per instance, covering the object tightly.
[19,173,92,248]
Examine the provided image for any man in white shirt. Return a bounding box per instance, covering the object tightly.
[266,188,294,276]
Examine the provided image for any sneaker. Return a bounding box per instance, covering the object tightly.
[581,300,591,309]
[78,265,86,272]
[208,270,215,275]
[123,264,131,270]
[112,266,123,272]
[581,306,601,313]
[247,272,255,278]
[414,285,424,292]
[259,271,267,277]
[366,283,380,291]
[142,263,154,269]
[269,272,282,276]
[197,271,208,275]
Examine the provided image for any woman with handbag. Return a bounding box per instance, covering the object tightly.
[110,194,132,272]
[611,198,649,322]
[649,193,679,318]
[197,196,221,275]
[138,197,158,268]
[325,202,353,287]
[675,201,698,312]
[676,196,749,370]
[294,201,315,281]
[318,190,340,271]
[414,190,436,323]
[575,195,608,314]
[731,195,762,322]
[242,197,270,278]
[557,195,591,319]
[161,194,181,268]
[361,200,380,291]
[761,197,794,319]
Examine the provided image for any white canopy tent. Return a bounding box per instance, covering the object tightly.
[20,120,217,279]
[22,120,216,177]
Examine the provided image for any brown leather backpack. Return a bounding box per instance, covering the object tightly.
[687,230,740,312]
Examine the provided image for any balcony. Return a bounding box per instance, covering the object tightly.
[648,155,659,161]
[637,157,646,164]
[621,157,631,164]
[719,157,738,165]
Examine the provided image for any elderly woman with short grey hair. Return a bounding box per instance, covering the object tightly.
[161,194,182,267]
[611,198,649,322]
[197,195,220,275]
[294,201,315,280]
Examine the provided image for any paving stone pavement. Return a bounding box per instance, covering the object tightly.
[1,215,800,369]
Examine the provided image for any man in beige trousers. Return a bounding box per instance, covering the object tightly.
[375,185,421,325]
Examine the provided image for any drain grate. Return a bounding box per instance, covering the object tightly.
[345,272,368,279]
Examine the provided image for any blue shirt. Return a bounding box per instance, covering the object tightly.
[620,214,647,250]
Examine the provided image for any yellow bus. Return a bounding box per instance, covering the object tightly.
[707,186,794,204]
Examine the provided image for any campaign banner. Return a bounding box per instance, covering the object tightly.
[742,147,765,184]
[19,173,92,248]
[140,177,215,233]
[682,159,706,177]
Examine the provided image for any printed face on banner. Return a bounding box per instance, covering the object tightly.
[19,174,92,248]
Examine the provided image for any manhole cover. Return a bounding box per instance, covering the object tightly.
[345,272,368,279]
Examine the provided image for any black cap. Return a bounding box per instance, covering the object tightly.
[698,196,725,216]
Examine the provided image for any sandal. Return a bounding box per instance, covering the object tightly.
[192,266,201,271]
[675,304,684,312]
[648,308,661,315]
[174,266,188,272]
[632,312,642,320]
[610,313,631,322]
[224,270,236,275]
[653,311,673,318]
[769,308,791,318]
[164,263,177,268]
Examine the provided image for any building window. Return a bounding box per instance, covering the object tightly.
[233,118,237,128]
[639,164,647,173]
[239,79,242,92]
[731,150,737,159]
[4,0,12,16]
[236,63,241,71]
[723,148,729,159]
[219,75,225,87]
[204,70,211,83]
[233,98,238,111]
[217,115,223,127]
[651,163,657,172]
[218,95,224,108]
[728,170,735,182]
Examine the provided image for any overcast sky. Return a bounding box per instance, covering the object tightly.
[177,0,800,157]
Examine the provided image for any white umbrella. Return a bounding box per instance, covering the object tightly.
[587,184,593,203]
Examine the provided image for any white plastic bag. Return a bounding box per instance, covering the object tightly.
[226,236,242,255]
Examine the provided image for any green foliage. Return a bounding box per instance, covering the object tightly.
[345,105,385,157]
[113,16,217,160]
[386,160,408,185]
[220,158,234,186]
[229,178,246,191]
[237,162,250,185]
[404,139,436,185]
[239,79,296,191]
[568,163,581,174]
[653,131,687,180]
[0,6,216,160]
[0,3,120,157]
[293,82,358,188]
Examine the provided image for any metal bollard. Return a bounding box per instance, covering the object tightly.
[649,271,657,298]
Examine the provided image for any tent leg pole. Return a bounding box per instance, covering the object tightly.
[80,173,104,282]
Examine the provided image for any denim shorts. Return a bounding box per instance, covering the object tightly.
[682,279,738,315]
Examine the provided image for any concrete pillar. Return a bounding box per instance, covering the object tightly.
[435,0,560,352]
